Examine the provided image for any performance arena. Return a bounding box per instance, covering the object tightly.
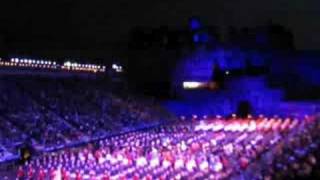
[0,51,320,180]
[0,15,320,180]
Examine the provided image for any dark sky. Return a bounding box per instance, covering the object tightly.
[0,0,319,50]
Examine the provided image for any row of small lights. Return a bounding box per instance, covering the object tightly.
[182,114,310,120]
[0,58,59,70]
[10,58,57,66]
[0,58,111,74]
[62,61,106,73]
[112,64,123,72]
[0,61,57,69]
[182,114,256,120]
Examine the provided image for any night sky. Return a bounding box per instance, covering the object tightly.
[0,0,319,50]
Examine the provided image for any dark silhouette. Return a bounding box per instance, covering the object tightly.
[237,101,251,118]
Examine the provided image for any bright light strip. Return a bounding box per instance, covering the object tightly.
[1,58,107,73]
[183,81,205,89]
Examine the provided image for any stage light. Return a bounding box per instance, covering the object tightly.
[163,159,171,168]
[183,81,205,89]
[212,123,223,131]
[116,154,124,161]
[210,139,217,146]
[109,156,117,165]
[150,158,159,167]
[175,158,184,169]
[186,159,196,172]
[181,142,187,151]
[213,162,223,172]
[225,71,230,75]
[199,160,209,171]
[248,121,257,131]
[64,61,71,67]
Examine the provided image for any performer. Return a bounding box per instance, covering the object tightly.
[27,165,34,179]
[53,167,62,180]
[75,171,83,180]
[38,166,45,180]
[16,166,24,180]
[101,171,110,180]
[62,168,70,180]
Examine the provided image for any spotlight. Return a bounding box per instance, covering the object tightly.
[112,64,118,69]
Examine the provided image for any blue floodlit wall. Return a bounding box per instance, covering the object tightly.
[166,49,320,118]
[294,53,320,86]
[165,76,319,117]
[166,76,284,117]
[269,51,320,87]
[172,48,269,95]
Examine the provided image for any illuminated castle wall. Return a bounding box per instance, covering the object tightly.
[167,76,284,116]
[172,48,268,93]
[166,49,320,117]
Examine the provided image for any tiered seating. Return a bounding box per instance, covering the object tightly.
[0,77,170,162]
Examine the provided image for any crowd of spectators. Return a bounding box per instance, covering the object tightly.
[1,75,320,179]
[0,76,172,162]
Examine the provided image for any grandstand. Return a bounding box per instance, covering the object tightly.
[1,0,320,178]
[0,49,319,179]
[0,73,171,164]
